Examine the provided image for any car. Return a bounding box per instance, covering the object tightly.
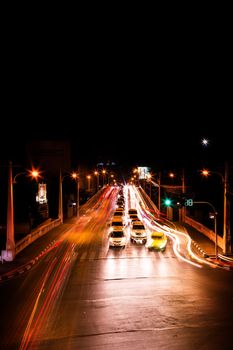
[129,213,138,222]
[128,208,137,215]
[130,221,147,244]
[109,229,127,247]
[147,231,167,251]
[113,210,124,218]
[110,218,125,231]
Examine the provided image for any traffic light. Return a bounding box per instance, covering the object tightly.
[164,198,172,207]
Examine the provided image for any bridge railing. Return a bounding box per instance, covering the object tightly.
[184,215,224,250]
[14,218,62,255]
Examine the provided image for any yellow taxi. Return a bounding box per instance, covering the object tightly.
[147,231,167,251]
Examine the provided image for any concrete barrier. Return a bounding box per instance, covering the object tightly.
[15,218,62,255]
[1,218,62,261]
[184,215,223,250]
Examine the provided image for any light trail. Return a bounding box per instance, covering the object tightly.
[129,185,217,269]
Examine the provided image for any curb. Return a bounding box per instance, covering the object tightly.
[191,240,209,258]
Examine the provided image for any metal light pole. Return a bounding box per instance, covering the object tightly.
[94,171,99,192]
[194,201,218,259]
[181,168,186,222]
[59,169,63,224]
[6,161,15,260]
[5,162,39,261]
[102,170,106,187]
[87,175,91,192]
[169,170,186,221]
[77,177,80,219]
[202,163,231,254]
[158,172,161,212]
[71,172,80,219]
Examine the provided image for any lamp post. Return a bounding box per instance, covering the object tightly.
[202,162,231,254]
[59,170,79,223]
[169,169,185,221]
[87,175,91,192]
[94,171,99,192]
[194,201,218,259]
[157,172,161,212]
[5,161,39,261]
[102,169,106,187]
[59,169,63,224]
[72,172,80,219]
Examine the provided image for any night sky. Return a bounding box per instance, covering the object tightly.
[0,19,232,234]
[1,90,231,172]
[1,28,231,174]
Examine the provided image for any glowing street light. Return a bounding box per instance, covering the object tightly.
[59,170,79,223]
[87,175,91,192]
[201,163,231,254]
[102,169,106,187]
[194,201,218,259]
[94,171,99,192]
[169,170,186,221]
[71,172,80,219]
[5,162,40,261]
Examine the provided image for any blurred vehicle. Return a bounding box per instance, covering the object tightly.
[147,231,167,251]
[130,221,147,244]
[128,208,137,215]
[115,207,124,212]
[113,211,124,217]
[129,213,138,222]
[109,229,126,248]
[110,218,125,231]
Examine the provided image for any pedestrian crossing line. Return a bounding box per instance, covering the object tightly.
[77,249,176,261]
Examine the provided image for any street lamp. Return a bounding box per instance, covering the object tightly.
[6,161,39,261]
[72,172,80,219]
[94,171,99,192]
[201,162,231,254]
[194,201,218,259]
[169,169,185,221]
[87,175,91,192]
[59,170,79,223]
[102,169,106,187]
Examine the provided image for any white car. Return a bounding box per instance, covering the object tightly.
[109,229,127,248]
[130,221,147,244]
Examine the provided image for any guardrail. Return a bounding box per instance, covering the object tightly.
[1,218,62,261]
[184,215,224,250]
[15,218,62,255]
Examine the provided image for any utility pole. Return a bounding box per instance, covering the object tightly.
[6,161,15,260]
[158,172,161,213]
[58,169,63,224]
[224,161,231,254]
[181,168,186,222]
[194,201,218,259]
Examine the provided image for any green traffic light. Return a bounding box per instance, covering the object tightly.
[164,198,172,206]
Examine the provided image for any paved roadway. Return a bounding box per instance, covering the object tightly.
[0,186,233,350]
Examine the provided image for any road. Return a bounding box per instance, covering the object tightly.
[0,185,233,350]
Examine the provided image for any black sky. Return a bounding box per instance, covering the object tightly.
[1,23,232,173]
